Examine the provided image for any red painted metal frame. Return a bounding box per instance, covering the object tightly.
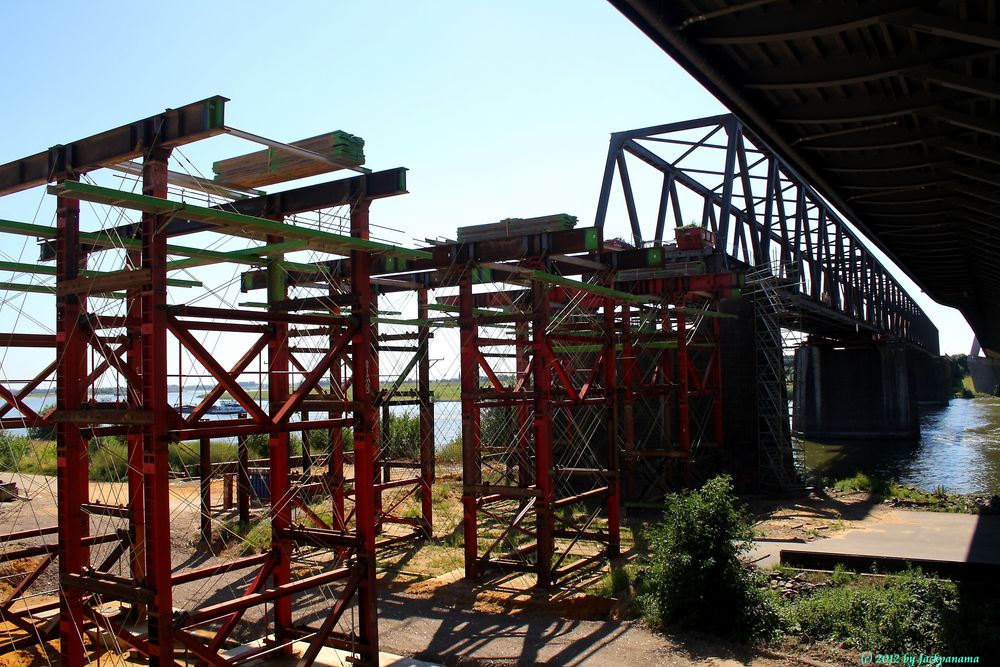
[40,179,385,667]
[616,273,735,504]
[458,262,621,586]
[55,174,89,666]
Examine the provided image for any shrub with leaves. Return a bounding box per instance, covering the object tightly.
[788,568,958,654]
[0,431,32,470]
[26,405,56,441]
[381,412,421,461]
[638,474,781,641]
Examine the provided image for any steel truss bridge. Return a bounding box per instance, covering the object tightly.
[595,114,939,353]
[611,0,1000,355]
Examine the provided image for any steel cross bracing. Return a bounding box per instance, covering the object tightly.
[746,266,799,492]
[453,267,622,586]
[609,0,999,353]
[595,114,939,354]
[0,98,425,667]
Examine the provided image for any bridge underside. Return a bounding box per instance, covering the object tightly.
[610,0,1000,355]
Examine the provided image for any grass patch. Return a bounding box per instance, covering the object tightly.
[436,437,462,464]
[589,563,634,598]
[830,474,982,513]
[782,567,998,660]
[832,471,876,493]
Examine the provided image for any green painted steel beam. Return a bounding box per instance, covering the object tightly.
[0,217,271,270]
[427,303,509,316]
[48,181,431,261]
[552,341,681,354]
[529,269,650,305]
[676,307,737,319]
[166,240,310,271]
[0,281,126,299]
[373,316,455,327]
[0,260,201,288]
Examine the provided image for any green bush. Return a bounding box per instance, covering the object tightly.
[788,568,956,654]
[638,474,782,641]
[87,437,130,481]
[244,433,270,459]
[481,406,513,447]
[0,431,32,470]
[437,436,462,464]
[381,413,421,461]
[27,405,56,441]
[833,472,875,492]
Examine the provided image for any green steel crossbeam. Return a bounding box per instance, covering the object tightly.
[165,241,310,271]
[675,307,737,319]
[0,260,202,288]
[551,341,681,354]
[47,181,431,261]
[529,269,650,305]
[0,281,126,299]
[373,316,455,327]
[427,303,510,316]
[0,217,284,270]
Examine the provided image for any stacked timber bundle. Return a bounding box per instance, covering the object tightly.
[456,213,577,242]
[212,131,365,189]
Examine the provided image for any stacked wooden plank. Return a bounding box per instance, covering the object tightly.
[212,131,365,189]
[456,213,577,242]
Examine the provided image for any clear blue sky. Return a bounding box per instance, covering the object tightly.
[0,1,973,357]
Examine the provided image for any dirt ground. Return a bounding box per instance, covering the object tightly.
[0,474,878,667]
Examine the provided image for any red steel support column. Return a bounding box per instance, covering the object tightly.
[55,176,88,667]
[266,242,293,645]
[126,246,145,613]
[417,289,434,538]
[620,304,637,502]
[237,434,250,527]
[200,437,212,545]
[329,324,346,531]
[350,199,379,661]
[515,321,530,489]
[459,271,480,578]
[141,148,173,666]
[603,293,620,557]
[676,307,691,488]
[711,314,724,446]
[532,281,554,587]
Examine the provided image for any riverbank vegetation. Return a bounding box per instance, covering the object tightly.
[1,413,463,481]
[830,472,995,514]
[615,475,999,664]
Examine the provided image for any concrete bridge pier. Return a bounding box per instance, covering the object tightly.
[793,343,919,441]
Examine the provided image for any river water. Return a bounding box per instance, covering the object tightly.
[796,396,1000,495]
[12,392,1000,494]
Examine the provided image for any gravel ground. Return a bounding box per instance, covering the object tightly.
[0,473,813,667]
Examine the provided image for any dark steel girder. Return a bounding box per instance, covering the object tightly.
[684,0,918,45]
[908,66,1000,102]
[798,126,956,152]
[608,0,1000,352]
[0,96,227,196]
[920,107,1000,139]
[743,45,977,91]
[885,10,1000,49]
[776,88,968,125]
[38,168,409,261]
[106,168,408,239]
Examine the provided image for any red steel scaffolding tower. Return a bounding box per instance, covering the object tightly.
[0,97,428,667]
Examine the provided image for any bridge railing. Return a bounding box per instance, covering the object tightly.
[594,114,938,353]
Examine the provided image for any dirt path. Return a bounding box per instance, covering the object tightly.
[0,476,856,666]
[375,588,796,667]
